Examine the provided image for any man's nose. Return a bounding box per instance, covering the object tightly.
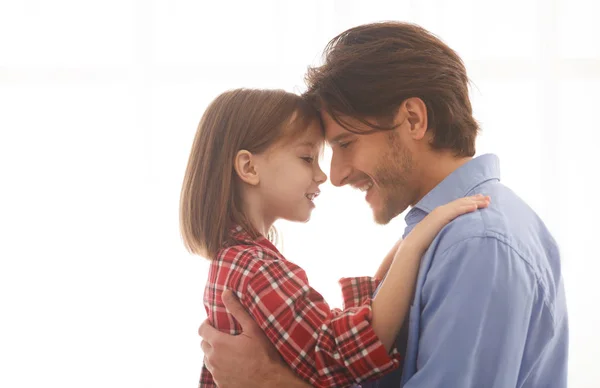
[329,152,350,187]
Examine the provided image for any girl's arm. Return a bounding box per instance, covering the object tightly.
[238,257,401,388]
[338,239,401,311]
[371,194,490,351]
[374,238,403,280]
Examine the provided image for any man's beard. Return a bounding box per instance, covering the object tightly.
[372,132,414,225]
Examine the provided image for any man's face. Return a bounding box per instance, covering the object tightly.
[323,112,420,224]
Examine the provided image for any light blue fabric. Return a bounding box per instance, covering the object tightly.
[364,154,568,388]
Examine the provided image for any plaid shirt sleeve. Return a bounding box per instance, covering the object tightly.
[338,276,382,310]
[241,255,401,388]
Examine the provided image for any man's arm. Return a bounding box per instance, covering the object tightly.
[403,236,549,388]
[199,290,311,388]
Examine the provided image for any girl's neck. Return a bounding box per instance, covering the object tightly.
[242,197,274,238]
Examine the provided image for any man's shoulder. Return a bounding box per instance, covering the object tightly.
[428,183,562,305]
[436,182,556,257]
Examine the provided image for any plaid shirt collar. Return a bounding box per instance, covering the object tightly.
[227,224,280,254]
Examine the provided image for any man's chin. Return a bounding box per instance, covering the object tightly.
[372,199,406,225]
[372,208,393,225]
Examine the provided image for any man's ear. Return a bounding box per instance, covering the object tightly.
[396,97,428,140]
[233,150,260,186]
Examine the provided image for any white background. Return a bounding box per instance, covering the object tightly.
[1,0,598,387]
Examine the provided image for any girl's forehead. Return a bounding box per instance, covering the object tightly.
[301,120,325,141]
[295,127,325,149]
[269,114,324,154]
[280,119,323,146]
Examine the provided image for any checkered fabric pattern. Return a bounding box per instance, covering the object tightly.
[199,226,401,387]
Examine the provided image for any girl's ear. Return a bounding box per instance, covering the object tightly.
[233,150,260,186]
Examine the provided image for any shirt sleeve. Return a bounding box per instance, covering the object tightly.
[338,276,381,310]
[241,257,401,388]
[403,236,550,388]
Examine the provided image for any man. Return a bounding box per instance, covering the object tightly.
[199,22,568,387]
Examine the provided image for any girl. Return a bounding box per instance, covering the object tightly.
[180,89,489,387]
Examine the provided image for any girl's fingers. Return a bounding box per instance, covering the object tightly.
[435,195,491,220]
[457,197,490,213]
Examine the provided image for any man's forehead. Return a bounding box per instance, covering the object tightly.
[327,132,355,146]
[321,112,353,143]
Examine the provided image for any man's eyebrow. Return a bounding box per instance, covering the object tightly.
[328,133,354,145]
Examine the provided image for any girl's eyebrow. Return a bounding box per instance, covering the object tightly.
[296,141,316,148]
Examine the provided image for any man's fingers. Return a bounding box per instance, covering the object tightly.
[198,319,219,342]
[201,339,212,355]
[203,355,214,374]
[222,289,257,332]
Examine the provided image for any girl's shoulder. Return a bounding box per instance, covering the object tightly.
[213,242,282,267]
[213,242,305,277]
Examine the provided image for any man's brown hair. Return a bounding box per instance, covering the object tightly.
[304,21,478,157]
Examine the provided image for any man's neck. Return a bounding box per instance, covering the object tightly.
[413,153,473,205]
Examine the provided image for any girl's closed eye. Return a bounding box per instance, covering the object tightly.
[301,156,314,164]
[339,141,352,149]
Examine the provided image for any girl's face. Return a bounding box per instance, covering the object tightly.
[256,120,327,223]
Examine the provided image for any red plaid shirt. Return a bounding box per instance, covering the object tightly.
[199,226,401,387]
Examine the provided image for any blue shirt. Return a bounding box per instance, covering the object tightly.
[363,154,568,388]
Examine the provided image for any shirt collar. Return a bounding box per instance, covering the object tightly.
[227,224,280,253]
[404,153,501,227]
